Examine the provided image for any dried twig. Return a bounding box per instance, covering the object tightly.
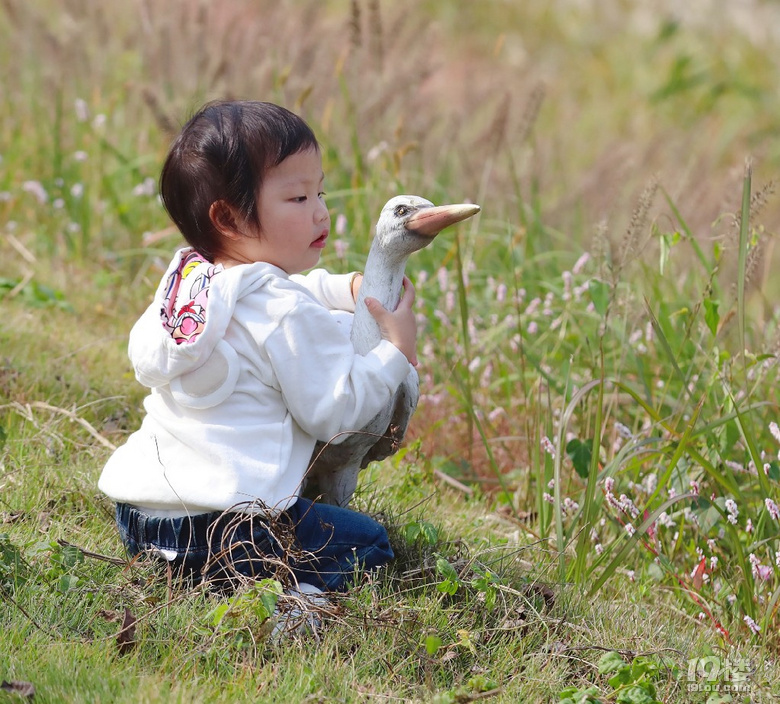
[56,539,126,566]
[1,401,116,451]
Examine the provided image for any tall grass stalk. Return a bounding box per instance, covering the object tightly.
[737,160,752,370]
[572,375,606,584]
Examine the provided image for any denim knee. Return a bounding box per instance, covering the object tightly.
[114,503,276,587]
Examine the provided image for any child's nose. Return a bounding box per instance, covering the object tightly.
[315,200,329,224]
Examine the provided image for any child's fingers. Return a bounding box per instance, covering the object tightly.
[364,296,385,316]
[364,297,394,330]
[364,296,418,366]
[396,277,416,310]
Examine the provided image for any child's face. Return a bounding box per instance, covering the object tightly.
[226,147,330,274]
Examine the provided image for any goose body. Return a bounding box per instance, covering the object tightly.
[306,195,480,506]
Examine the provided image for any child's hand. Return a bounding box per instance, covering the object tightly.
[364,277,418,366]
[350,273,363,302]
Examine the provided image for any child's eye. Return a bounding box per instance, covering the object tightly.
[319,191,326,199]
[292,196,307,203]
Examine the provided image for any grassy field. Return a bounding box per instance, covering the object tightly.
[3,0,780,701]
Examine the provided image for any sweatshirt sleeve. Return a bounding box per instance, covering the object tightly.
[290,269,358,312]
[262,297,411,442]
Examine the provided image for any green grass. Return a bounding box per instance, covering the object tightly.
[3,0,780,701]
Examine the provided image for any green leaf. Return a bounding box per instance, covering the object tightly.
[558,686,602,703]
[424,634,442,655]
[616,684,659,704]
[703,298,719,336]
[589,278,611,315]
[210,602,230,627]
[256,580,281,620]
[629,657,658,680]
[435,557,461,594]
[659,231,680,275]
[598,651,628,676]
[58,574,80,592]
[435,557,459,583]
[692,496,725,534]
[436,579,459,595]
[404,520,439,546]
[60,544,85,569]
[566,437,593,479]
[404,522,421,542]
[0,534,27,589]
[703,694,734,704]
[608,669,633,688]
[466,674,498,693]
[420,521,439,545]
[646,561,664,582]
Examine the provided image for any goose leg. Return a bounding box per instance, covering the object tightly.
[311,463,360,508]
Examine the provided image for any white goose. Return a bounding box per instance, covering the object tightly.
[307,195,481,506]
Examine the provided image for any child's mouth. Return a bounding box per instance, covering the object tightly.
[312,232,328,249]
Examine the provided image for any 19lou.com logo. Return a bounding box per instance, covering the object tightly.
[686,655,753,694]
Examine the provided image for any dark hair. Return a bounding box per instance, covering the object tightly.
[159,101,319,261]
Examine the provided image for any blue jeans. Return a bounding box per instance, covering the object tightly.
[115,498,394,592]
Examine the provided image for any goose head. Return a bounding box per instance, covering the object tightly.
[372,195,481,263]
[351,195,481,352]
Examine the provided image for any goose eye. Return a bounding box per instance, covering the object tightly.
[394,205,410,217]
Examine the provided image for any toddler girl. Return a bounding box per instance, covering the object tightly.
[99,100,417,595]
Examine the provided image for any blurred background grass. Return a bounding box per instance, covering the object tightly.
[3,0,779,258]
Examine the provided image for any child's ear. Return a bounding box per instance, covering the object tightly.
[209,200,243,239]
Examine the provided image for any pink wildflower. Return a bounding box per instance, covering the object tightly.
[619,494,640,519]
[436,267,448,292]
[335,213,347,236]
[445,291,455,312]
[743,615,761,635]
[525,297,541,315]
[572,252,590,275]
[74,97,89,122]
[749,553,761,578]
[487,407,504,423]
[562,271,572,301]
[725,499,739,525]
[563,497,580,514]
[22,180,48,204]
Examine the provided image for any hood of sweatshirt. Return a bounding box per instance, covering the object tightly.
[128,248,277,409]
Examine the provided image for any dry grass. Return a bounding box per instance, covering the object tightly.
[3,0,779,242]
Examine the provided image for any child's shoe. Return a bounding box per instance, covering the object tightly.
[271,582,330,640]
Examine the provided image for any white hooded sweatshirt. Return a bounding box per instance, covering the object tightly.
[98,248,412,515]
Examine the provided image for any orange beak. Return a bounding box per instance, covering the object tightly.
[405,203,481,236]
